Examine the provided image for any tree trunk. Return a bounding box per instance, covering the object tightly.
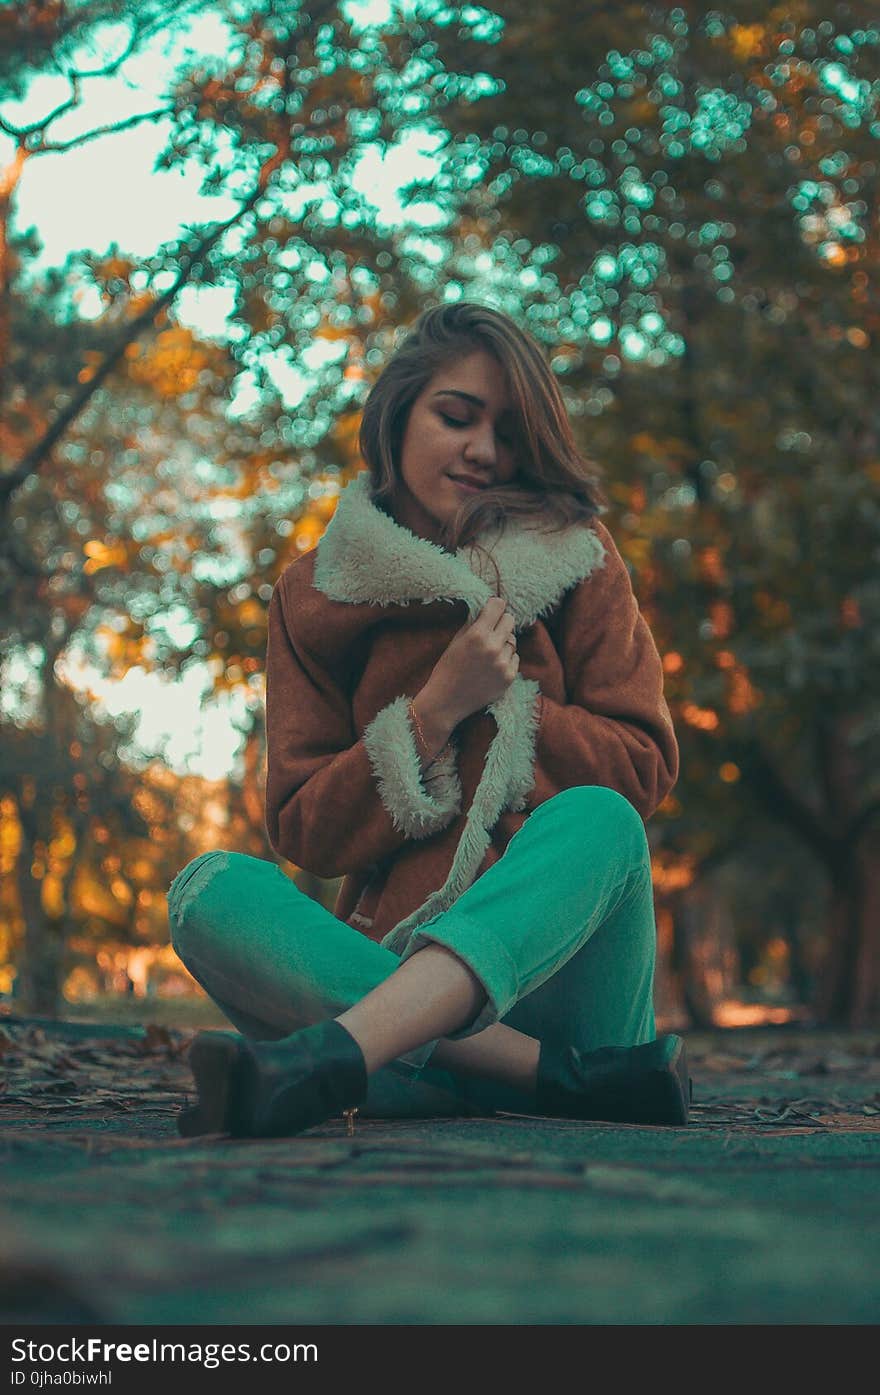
[730,715,878,1025]
[15,844,64,1017]
[815,828,880,1026]
[666,893,715,1029]
[813,711,880,1025]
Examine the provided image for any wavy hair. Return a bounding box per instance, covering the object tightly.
[357,301,609,558]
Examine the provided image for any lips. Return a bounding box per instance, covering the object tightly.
[449,474,491,491]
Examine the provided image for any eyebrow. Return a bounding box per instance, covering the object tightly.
[432,389,513,420]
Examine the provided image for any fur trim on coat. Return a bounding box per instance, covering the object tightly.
[264,470,678,955]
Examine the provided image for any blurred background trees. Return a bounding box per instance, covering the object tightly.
[1,0,877,1024]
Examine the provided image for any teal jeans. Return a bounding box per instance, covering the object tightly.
[167,785,657,1119]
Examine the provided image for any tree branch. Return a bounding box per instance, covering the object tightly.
[0,145,288,504]
[37,106,176,155]
[732,736,835,865]
[60,0,217,83]
[0,79,80,140]
[62,20,142,82]
[0,0,216,140]
[849,799,880,849]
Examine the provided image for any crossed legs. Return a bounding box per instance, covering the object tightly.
[336,943,541,1090]
[167,786,656,1115]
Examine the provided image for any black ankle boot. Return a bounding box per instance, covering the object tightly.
[177,1019,369,1139]
[535,1033,692,1126]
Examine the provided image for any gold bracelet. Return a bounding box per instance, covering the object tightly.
[409,699,451,766]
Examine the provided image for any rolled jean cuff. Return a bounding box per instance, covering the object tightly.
[394,1038,442,1074]
[396,910,520,1040]
[167,850,230,929]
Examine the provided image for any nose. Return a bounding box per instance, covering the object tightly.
[462,420,499,468]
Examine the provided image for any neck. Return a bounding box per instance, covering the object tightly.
[387,481,454,552]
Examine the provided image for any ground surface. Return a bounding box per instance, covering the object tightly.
[1,1014,879,1325]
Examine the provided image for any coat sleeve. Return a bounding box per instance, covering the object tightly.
[264,578,463,879]
[527,521,679,821]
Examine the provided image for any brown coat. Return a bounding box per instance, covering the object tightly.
[264,471,679,955]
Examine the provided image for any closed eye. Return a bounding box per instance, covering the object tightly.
[440,412,512,445]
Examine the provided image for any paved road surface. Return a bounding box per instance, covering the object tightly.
[1,1017,878,1324]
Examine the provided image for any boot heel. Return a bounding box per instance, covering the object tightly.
[657,1035,690,1126]
[178,1033,253,1137]
[177,1020,369,1141]
[536,1033,692,1126]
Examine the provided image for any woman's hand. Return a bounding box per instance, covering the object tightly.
[421,596,520,727]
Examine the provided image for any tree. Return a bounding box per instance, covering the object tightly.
[418,0,880,1022]
[0,0,530,1010]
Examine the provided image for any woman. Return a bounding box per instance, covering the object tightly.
[167,301,691,1138]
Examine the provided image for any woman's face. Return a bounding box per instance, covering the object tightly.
[392,348,518,546]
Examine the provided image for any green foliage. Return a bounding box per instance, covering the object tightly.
[1,0,879,1020]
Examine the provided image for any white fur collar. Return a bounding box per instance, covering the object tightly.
[310,469,609,965]
[312,470,607,625]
